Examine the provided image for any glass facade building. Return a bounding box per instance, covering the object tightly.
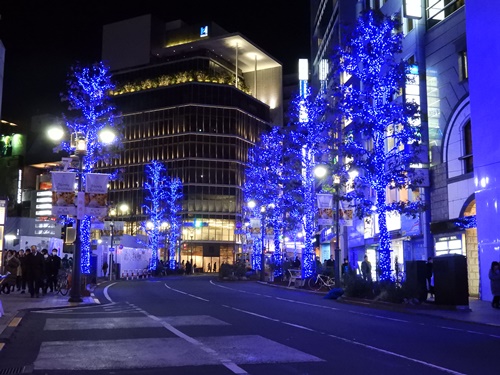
[97,16,282,267]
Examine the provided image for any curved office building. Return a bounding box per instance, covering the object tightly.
[97,16,282,268]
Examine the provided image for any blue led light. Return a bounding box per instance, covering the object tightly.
[334,10,424,281]
[55,62,122,274]
[142,160,183,271]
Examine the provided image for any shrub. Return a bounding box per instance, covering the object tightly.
[373,280,423,304]
[219,263,233,279]
[344,276,374,298]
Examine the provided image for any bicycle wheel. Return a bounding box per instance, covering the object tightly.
[308,276,322,291]
[58,279,69,296]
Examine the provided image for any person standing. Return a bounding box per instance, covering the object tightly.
[15,250,23,291]
[361,255,372,282]
[213,262,217,273]
[207,262,212,273]
[18,249,29,294]
[292,256,301,269]
[489,261,500,309]
[41,249,50,295]
[102,261,109,277]
[1,250,20,294]
[62,254,70,270]
[325,255,335,277]
[47,249,61,293]
[341,258,351,285]
[26,245,44,298]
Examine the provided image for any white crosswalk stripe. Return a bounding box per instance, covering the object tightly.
[34,315,323,371]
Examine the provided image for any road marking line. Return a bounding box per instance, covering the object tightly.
[219,292,460,374]
[8,317,22,327]
[327,333,466,375]
[164,283,210,301]
[146,313,248,374]
[103,282,117,302]
[351,312,408,323]
[225,305,280,322]
[187,294,209,301]
[282,322,315,331]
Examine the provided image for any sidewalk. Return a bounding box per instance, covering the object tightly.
[262,281,500,328]
[336,296,500,327]
[0,291,97,338]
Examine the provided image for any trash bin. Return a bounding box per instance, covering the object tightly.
[433,254,469,307]
[405,260,427,302]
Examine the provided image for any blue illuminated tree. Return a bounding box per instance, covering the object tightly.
[165,175,183,270]
[286,86,332,278]
[333,10,423,281]
[244,126,284,274]
[142,160,183,271]
[56,61,122,273]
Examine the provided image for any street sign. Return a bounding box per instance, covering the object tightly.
[109,247,115,252]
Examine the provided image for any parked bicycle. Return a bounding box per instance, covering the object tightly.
[308,273,335,291]
[55,270,71,296]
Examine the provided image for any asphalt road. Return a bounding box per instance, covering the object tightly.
[1,275,499,374]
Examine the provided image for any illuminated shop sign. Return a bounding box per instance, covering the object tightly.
[200,26,208,37]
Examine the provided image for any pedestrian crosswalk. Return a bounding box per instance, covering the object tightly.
[33,310,323,372]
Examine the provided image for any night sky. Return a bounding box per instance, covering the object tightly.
[0,0,311,127]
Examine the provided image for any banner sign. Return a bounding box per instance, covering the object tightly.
[0,199,7,226]
[317,193,333,226]
[250,218,261,237]
[51,172,77,216]
[85,173,109,217]
[401,214,421,236]
[339,200,354,227]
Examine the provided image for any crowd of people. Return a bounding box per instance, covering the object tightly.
[152,259,219,276]
[0,245,69,297]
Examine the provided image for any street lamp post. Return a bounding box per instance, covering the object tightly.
[260,209,266,282]
[109,221,114,281]
[69,134,86,303]
[248,200,266,282]
[333,175,341,288]
[315,165,342,288]
[48,125,116,303]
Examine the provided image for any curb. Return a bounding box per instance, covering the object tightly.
[259,280,500,328]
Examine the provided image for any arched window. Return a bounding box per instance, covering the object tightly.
[462,121,473,173]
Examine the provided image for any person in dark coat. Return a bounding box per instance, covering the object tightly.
[19,249,30,294]
[47,249,61,293]
[361,255,372,282]
[16,249,27,293]
[102,261,109,277]
[41,249,50,295]
[488,261,500,309]
[1,250,20,294]
[26,245,45,298]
